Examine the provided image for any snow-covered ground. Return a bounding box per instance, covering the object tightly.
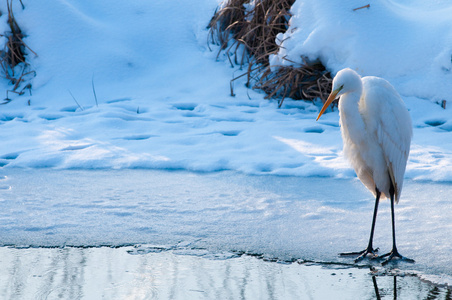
[1,0,452,181]
[0,0,452,294]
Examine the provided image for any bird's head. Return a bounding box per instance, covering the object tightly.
[316,68,362,121]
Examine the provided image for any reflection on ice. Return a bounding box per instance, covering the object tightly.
[0,247,449,300]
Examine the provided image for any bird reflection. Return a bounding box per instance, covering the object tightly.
[372,275,398,300]
[372,274,450,300]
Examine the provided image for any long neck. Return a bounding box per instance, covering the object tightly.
[338,90,367,145]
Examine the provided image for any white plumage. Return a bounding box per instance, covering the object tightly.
[317,68,414,264]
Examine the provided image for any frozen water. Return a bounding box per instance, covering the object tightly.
[1,247,449,299]
[0,169,451,286]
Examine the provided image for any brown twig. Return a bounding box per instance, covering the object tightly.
[208,0,332,105]
[1,0,36,102]
[353,4,370,11]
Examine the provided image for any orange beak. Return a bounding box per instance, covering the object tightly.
[316,88,341,121]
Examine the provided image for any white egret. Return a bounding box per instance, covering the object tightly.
[316,68,413,265]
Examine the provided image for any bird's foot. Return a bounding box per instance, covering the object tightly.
[340,247,379,263]
[379,248,415,265]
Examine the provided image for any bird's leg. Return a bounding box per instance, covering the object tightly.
[380,187,415,265]
[340,189,380,262]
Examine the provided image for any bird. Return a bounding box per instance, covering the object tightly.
[316,68,413,265]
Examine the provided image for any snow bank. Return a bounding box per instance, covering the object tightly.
[271,0,452,102]
[0,0,451,182]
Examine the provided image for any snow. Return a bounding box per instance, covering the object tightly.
[0,0,452,291]
[271,0,452,102]
[0,0,452,181]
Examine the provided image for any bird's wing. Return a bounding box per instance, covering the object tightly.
[361,77,412,202]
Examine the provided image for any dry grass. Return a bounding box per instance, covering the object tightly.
[209,0,293,67]
[208,0,332,107]
[0,0,36,103]
[254,60,333,107]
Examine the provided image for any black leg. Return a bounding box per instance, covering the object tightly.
[379,184,415,265]
[340,188,380,262]
[371,276,381,300]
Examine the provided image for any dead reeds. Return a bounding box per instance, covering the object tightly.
[208,0,332,107]
[209,0,293,67]
[0,0,36,103]
[254,60,333,107]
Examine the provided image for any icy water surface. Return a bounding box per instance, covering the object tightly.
[0,247,450,299]
[0,169,451,298]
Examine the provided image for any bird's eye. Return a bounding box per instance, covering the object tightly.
[334,85,344,94]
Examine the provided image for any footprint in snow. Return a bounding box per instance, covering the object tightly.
[172,103,197,111]
[0,113,25,122]
[60,106,79,112]
[60,144,93,151]
[217,130,241,137]
[39,114,64,121]
[1,152,20,160]
[424,119,446,127]
[0,152,21,167]
[118,134,156,140]
[105,97,132,104]
[304,126,324,133]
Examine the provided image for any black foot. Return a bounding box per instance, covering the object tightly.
[380,248,415,265]
[340,247,379,262]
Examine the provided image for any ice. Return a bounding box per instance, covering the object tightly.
[0,169,451,286]
[2,247,449,299]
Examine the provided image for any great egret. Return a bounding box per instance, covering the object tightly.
[316,68,413,265]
